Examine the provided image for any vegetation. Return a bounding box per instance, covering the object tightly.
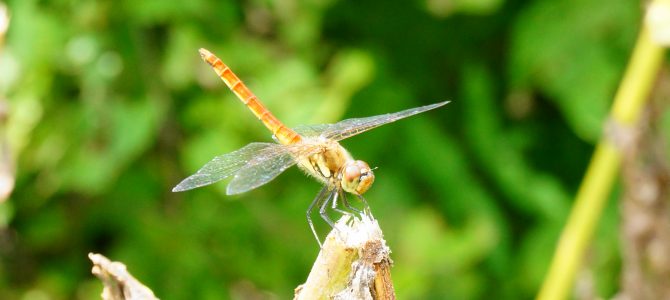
[0,0,665,299]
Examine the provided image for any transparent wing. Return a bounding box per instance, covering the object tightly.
[226,142,323,195]
[292,124,328,137]
[225,151,296,195]
[173,142,291,192]
[294,101,448,140]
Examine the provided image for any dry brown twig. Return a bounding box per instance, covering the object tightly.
[294,214,395,300]
[615,70,670,300]
[88,215,395,300]
[89,253,159,300]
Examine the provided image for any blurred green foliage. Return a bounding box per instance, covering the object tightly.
[0,0,653,299]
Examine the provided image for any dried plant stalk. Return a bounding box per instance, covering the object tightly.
[616,73,670,300]
[537,16,667,300]
[294,214,395,300]
[89,253,159,300]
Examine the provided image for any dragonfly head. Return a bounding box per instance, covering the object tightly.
[341,160,375,195]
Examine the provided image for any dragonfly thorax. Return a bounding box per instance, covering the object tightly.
[298,137,373,195]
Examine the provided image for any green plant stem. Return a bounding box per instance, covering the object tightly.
[536,25,666,300]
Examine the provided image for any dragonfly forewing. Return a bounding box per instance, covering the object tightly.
[294,101,449,140]
[292,124,330,137]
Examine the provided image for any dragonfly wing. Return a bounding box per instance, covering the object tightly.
[292,124,330,137]
[225,151,296,195]
[172,142,279,192]
[226,143,320,195]
[293,101,448,140]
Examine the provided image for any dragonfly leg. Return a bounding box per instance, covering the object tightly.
[307,186,330,247]
[331,190,356,225]
[331,190,362,225]
[356,194,372,217]
[340,190,362,215]
[319,190,336,228]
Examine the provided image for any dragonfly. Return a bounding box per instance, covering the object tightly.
[174,48,448,245]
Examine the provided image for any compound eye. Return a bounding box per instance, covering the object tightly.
[356,167,374,195]
[344,165,361,183]
[340,160,374,195]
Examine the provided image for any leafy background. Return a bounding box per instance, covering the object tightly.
[0,0,653,299]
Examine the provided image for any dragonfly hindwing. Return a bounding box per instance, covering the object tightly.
[172,143,276,192]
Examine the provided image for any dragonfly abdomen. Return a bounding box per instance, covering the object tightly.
[199,48,302,145]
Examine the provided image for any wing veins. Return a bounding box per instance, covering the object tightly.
[173,143,286,192]
[294,101,448,140]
